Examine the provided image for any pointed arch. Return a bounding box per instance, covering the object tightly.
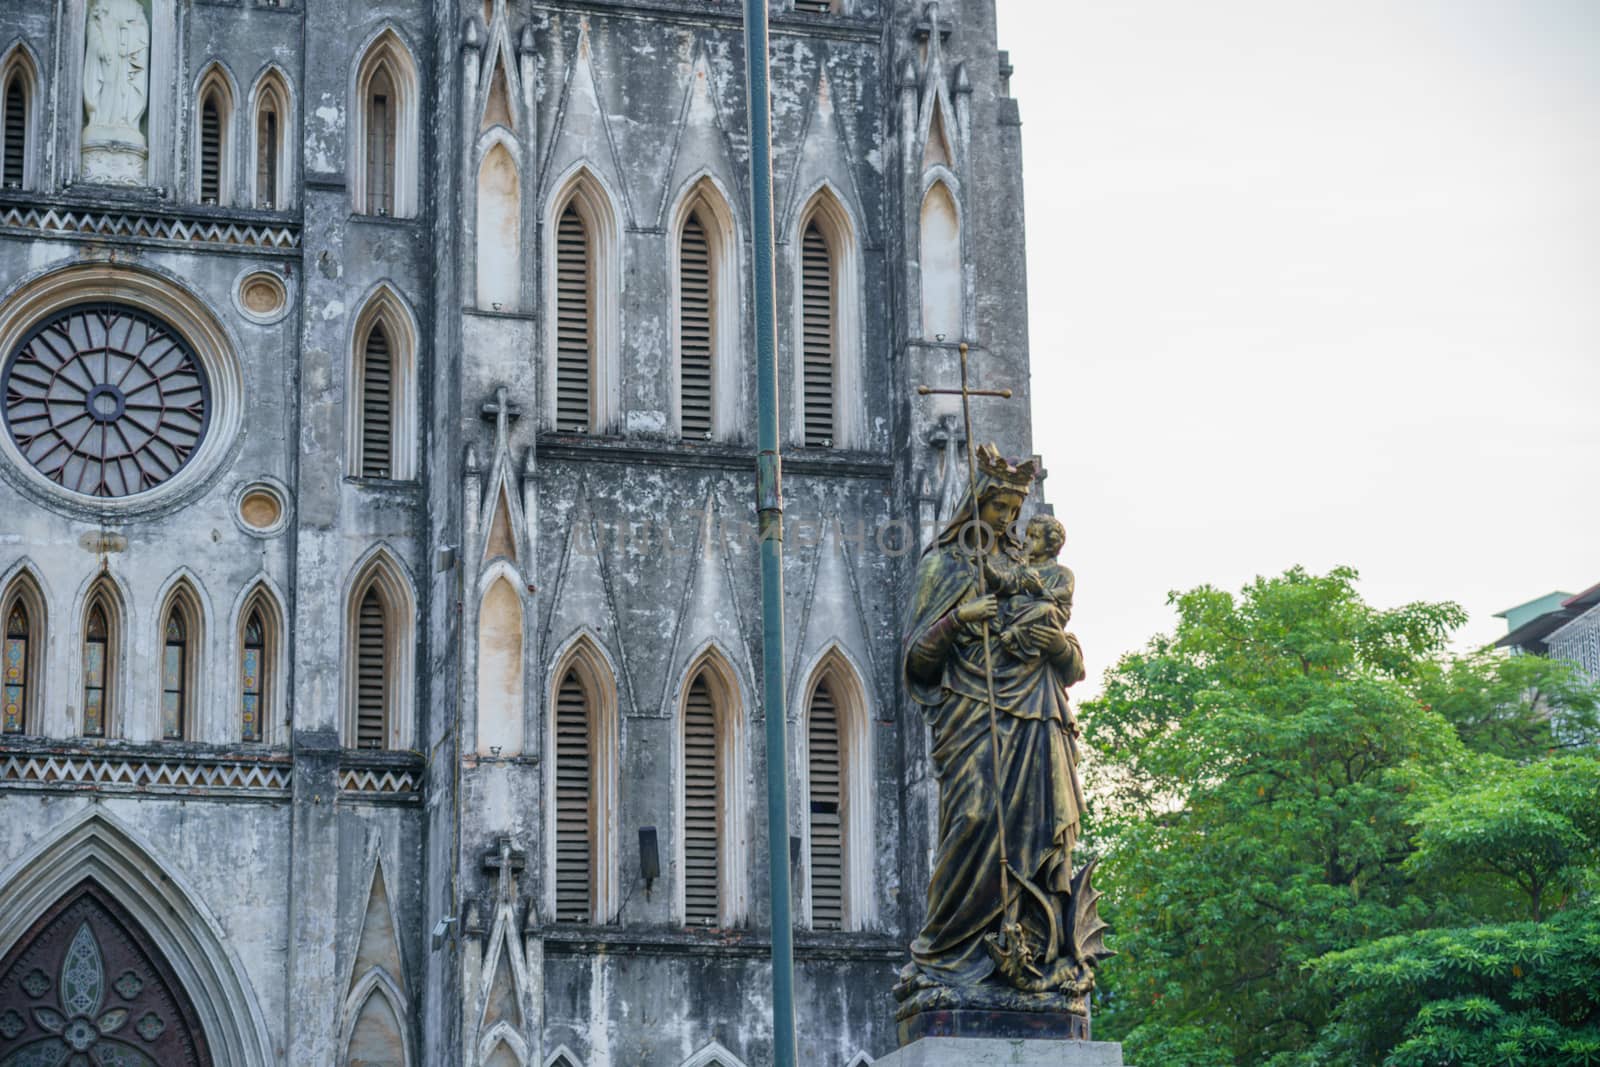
[351,27,420,217]
[249,65,292,210]
[919,176,962,342]
[0,42,40,191]
[347,283,419,480]
[1,565,45,735]
[669,174,742,442]
[545,1045,582,1067]
[675,644,748,927]
[155,575,207,741]
[792,184,863,450]
[341,974,412,1067]
[476,563,526,757]
[545,631,620,924]
[543,164,621,434]
[799,645,875,931]
[479,1022,529,1067]
[77,573,126,739]
[343,547,416,750]
[682,1039,750,1067]
[233,579,285,744]
[0,810,275,1065]
[477,135,523,311]
[193,62,238,206]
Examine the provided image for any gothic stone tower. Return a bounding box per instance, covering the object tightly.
[0,1,1035,1065]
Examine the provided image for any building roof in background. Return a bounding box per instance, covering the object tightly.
[1494,591,1574,631]
[1495,583,1597,655]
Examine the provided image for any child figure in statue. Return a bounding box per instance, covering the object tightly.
[984,514,1074,661]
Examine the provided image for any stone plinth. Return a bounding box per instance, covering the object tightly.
[875,1037,1126,1066]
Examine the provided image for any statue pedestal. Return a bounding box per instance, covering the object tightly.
[876,1038,1125,1066]
[81,134,148,186]
[880,1010,1124,1065]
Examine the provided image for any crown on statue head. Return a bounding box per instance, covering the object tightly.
[976,443,1038,494]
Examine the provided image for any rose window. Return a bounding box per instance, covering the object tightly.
[2,304,211,498]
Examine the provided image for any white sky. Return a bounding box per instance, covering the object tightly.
[996,0,1600,695]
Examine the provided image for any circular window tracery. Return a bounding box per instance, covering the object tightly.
[2,304,212,498]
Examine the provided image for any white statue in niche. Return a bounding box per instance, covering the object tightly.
[81,0,150,184]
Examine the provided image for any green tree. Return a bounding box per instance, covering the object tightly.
[1415,651,1600,762]
[1085,567,1467,1065]
[1302,759,1600,1066]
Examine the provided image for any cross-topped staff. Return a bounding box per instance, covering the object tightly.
[916,342,1041,978]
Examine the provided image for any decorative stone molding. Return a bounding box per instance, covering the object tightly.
[0,747,291,797]
[0,202,300,250]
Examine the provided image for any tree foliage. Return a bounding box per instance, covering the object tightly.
[1083,566,1600,1066]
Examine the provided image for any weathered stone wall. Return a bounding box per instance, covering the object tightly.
[0,0,1036,1063]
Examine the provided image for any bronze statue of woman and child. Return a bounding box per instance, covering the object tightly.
[895,443,1111,1038]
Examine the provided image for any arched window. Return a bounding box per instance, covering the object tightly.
[548,638,619,924]
[678,211,714,439]
[251,70,290,210]
[919,180,962,341]
[679,652,745,926]
[194,66,234,206]
[672,180,740,442]
[1,55,33,190]
[158,584,202,741]
[554,665,592,921]
[355,586,387,748]
[794,191,860,450]
[554,201,592,432]
[348,287,418,481]
[799,220,834,448]
[803,652,874,930]
[1,572,43,735]
[352,32,419,218]
[545,171,619,434]
[807,676,844,928]
[345,552,414,750]
[241,608,265,741]
[476,142,521,311]
[365,67,395,214]
[81,582,121,738]
[359,321,393,477]
[2,605,28,734]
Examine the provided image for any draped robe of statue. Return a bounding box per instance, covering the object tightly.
[901,479,1087,994]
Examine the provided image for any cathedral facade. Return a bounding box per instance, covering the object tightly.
[0,1,1036,1064]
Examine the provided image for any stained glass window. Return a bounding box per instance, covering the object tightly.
[3,602,26,734]
[2,304,211,498]
[161,612,186,741]
[241,609,264,743]
[83,603,108,737]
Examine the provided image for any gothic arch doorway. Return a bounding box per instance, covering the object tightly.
[0,879,212,1066]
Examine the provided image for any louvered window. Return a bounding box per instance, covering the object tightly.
[366,70,396,215]
[554,668,593,922]
[83,603,109,737]
[801,221,836,448]
[355,587,388,748]
[795,0,835,11]
[199,92,223,204]
[808,678,845,929]
[256,102,279,209]
[683,673,721,924]
[3,603,28,734]
[555,203,593,433]
[160,612,187,740]
[241,608,265,742]
[360,324,393,478]
[2,74,24,188]
[679,212,714,440]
